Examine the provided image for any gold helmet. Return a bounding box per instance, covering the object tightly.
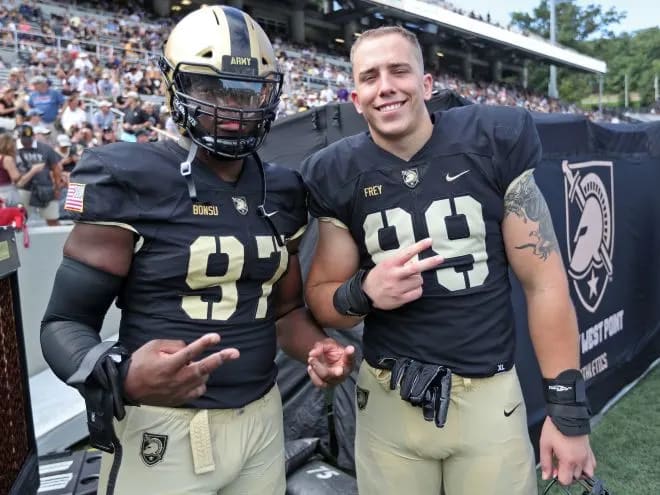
[159,5,283,158]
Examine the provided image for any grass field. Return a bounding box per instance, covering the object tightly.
[538,363,660,494]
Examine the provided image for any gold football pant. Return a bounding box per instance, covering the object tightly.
[98,385,285,495]
[355,361,537,495]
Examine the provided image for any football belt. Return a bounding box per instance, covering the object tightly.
[378,357,452,428]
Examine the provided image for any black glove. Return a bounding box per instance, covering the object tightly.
[378,357,452,428]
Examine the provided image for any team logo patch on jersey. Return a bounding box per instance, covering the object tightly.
[401,168,419,188]
[356,385,370,410]
[140,432,168,466]
[64,182,85,212]
[232,196,248,215]
[563,160,614,313]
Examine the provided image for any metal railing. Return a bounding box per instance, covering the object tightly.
[0,27,160,70]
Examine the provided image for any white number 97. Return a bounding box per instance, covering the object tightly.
[182,235,287,320]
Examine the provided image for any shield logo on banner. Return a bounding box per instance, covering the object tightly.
[401,168,419,188]
[232,196,249,215]
[562,160,615,313]
[140,432,168,466]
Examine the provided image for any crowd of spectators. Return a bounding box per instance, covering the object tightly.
[0,1,619,123]
[0,0,630,226]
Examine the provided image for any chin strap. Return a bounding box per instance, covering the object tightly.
[253,152,285,248]
[180,141,198,201]
[177,140,284,248]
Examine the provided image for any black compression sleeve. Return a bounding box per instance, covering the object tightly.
[41,256,123,384]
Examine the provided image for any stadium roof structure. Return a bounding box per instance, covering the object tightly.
[159,0,607,78]
[338,0,607,74]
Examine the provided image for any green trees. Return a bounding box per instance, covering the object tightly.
[509,1,659,108]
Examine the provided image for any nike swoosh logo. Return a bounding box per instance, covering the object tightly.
[445,170,470,182]
[504,403,521,417]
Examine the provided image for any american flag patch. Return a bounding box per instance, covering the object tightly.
[64,182,85,212]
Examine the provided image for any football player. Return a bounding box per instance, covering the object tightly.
[40,6,353,495]
[302,26,596,494]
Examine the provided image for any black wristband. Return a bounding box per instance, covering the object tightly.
[543,369,592,436]
[333,269,372,317]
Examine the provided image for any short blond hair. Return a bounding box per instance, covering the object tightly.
[350,26,424,72]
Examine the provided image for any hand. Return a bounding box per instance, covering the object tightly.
[362,238,443,310]
[540,416,596,486]
[307,338,355,388]
[123,332,240,406]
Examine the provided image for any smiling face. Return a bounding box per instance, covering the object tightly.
[350,30,433,153]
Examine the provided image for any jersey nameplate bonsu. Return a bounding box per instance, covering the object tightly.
[192,204,219,216]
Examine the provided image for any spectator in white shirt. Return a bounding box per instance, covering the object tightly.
[60,93,88,133]
[67,68,84,90]
[73,52,93,74]
[78,74,99,98]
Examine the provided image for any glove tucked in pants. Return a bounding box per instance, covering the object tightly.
[355,361,536,495]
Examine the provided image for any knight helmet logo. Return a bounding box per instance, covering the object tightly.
[401,168,419,188]
[232,196,248,215]
[563,160,614,313]
[140,432,168,466]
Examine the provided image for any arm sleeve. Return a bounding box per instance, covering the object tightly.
[41,257,123,384]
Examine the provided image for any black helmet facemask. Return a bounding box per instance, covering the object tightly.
[164,60,282,160]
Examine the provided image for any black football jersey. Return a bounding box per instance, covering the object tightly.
[66,139,307,408]
[302,105,541,377]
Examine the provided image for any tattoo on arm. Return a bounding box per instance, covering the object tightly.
[504,169,559,260]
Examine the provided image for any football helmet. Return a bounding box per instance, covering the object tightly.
[159,5,283,159]
[542,476,611,495]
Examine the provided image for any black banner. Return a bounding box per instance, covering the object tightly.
[516,113,660,440]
